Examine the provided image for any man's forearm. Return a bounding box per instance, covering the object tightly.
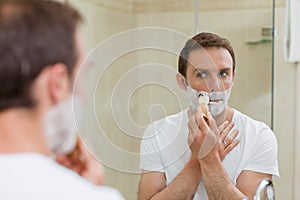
[150,156,202,200]
[200,156,245,200]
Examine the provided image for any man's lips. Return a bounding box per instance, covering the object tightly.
[209,99,222,103]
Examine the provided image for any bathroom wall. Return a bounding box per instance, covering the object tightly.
[67,0,296,199]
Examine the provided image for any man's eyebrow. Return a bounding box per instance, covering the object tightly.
[219,67,231,71]
[192,67,209,74]
[191,67,232,75]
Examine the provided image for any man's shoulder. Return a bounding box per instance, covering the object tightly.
[41,156,124,198]
[142,109,188,141]
[233,109,274,135]
[0,153,124,200]
[233,109,270,126]
[151,109,188,127]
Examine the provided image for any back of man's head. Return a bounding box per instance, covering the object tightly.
[0,0,82,111]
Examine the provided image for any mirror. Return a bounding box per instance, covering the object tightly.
[68,0,292,199]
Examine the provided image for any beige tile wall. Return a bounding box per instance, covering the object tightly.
[68,0,296,199]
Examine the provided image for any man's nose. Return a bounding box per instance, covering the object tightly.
[207,75,224,92]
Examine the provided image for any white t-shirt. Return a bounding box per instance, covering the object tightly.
[140,109,279,199]
[0,153,124,200]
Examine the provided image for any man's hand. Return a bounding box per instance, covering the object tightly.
[218,121,240,161]
[188,107,239,161]
[55,138,105,185]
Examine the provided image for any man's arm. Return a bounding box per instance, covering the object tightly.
[55,138,104,185]
[138,156,202,200]
[192,108,273,199]
[199,150,272,199]
[199,149,273,199]
[237,170,272,199]
[138,119,239,200]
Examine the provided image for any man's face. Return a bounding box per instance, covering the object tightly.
[185,47,234,93]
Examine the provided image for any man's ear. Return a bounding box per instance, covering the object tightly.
[230,70,235,87]
[48,63,71,104]
[176,73,187,90]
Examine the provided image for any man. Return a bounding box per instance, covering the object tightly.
[138,32,279,199]
[0,0,123,199]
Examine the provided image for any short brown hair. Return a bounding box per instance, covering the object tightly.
[0,0,82,111]
[178,32,236,78]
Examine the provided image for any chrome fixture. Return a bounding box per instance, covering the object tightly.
[254,179,275,200]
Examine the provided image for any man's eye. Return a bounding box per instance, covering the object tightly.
[197,72,207,78]
[219,71,228,77]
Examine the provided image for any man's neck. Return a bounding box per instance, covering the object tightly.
[0,108,49,155]
[214,106,234,127]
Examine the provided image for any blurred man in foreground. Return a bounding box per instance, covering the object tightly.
[0,0,123,199]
